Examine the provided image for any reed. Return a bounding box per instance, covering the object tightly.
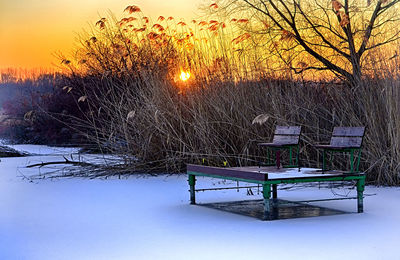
[58,7,400,185]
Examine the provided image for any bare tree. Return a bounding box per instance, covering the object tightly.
[219,0,400,85]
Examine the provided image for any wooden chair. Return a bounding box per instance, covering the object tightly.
[258,126,302,169]
[314,127,366,173]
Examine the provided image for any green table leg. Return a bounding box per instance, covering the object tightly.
[263,184,273,220]
[357,178,365,213]
[188,175,196,204]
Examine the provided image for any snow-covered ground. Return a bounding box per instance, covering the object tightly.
[1,145,400,260]
[4,144,80,156]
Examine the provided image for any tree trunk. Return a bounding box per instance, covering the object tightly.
[350,55,362,87]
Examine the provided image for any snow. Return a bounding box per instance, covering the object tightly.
[4,144,80,156]
[1,145,400,260]
[232,166,356,179]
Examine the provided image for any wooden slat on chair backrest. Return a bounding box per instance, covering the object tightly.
[272,135,300,145]
[332,127,365,137]
[272,126,301,145]
[274,126,302,135]
[330,127,365,148]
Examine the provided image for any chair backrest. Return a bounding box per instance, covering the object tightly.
[330,127,366,148]
[272,126,302,145]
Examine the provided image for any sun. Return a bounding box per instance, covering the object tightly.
[179,71,190,81]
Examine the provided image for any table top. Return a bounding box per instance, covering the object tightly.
[232,166,364,179]
[187,164,364,182]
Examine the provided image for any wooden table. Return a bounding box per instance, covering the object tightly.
[187,164,366,220]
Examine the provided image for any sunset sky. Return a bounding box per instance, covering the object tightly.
[0,0,204,70]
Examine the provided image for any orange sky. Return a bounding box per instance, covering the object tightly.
[0,0,205,70]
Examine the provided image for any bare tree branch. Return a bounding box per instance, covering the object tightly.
[222,0,400,85]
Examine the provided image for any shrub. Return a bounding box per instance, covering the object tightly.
[0,73,84,145]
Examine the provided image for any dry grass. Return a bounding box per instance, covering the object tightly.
[62,71,400,185]
[58,8,400,185]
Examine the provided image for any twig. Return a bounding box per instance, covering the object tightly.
[27,160,93,168]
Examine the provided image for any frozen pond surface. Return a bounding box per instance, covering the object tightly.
[1,145,400,259]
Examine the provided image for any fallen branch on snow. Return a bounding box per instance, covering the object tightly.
[26,156,95,168]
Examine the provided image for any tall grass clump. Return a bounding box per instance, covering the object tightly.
[59,5,400,185]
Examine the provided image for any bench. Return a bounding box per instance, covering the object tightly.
[314,127,366,173]
[258,126,301,169]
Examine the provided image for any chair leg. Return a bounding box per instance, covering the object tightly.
[276,150,281,169]
[296,145,300,171]
[267,149,271,165]
[350,149,354,173]
[272,184,278,199]
[356,149,362,172]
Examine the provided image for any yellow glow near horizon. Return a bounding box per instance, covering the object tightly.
[0,0,204,70]
[179,71,191,81]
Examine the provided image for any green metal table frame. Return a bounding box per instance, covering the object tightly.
[187,165,366,221]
